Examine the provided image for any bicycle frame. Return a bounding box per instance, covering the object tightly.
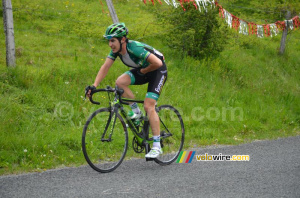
[88,86,154,150]
[83,86,185,172]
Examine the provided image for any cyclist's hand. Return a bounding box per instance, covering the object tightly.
[85,85,96,98]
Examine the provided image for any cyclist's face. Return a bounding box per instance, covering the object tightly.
[108,38,120,53]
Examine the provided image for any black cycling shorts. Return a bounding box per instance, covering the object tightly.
[124,63,167,101]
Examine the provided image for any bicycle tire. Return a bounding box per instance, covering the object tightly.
[82,107,128,173]
[154,105,185,165]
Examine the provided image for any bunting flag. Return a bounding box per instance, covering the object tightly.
[144,0,162,5]
[214,2,300,38]
[143,0,215,11]
[239,20,248,35]
[142,0,300,38]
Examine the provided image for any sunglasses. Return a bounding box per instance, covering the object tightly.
[104,35,114,40]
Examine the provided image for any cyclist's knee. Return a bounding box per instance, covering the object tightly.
[116,74,131,88]
[144,98,156,113]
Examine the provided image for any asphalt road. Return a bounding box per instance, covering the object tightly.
[1,136,299,198]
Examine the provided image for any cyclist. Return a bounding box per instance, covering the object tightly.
[86,23,167,158]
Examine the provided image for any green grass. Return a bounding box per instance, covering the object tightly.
[0,0,299,175]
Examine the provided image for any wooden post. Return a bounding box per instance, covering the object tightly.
[2,0,16,67]
[105,0,119,23]
[279,11,291,55]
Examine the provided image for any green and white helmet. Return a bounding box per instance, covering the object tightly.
[103,23,128,40]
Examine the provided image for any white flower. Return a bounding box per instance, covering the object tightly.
[24,149,28,153]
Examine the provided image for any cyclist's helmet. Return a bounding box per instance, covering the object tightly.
[104,23,128,40]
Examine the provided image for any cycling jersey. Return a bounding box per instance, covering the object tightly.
[107,40,167,101]
[107,40,164,68]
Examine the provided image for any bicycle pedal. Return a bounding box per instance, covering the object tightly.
[146,157,154,161]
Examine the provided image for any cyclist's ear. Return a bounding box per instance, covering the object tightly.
[120,37,127,44]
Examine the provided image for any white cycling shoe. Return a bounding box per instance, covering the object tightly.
[145,147,163,158]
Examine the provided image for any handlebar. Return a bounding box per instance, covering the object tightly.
[88,88,108,105]
[87,86,132,105]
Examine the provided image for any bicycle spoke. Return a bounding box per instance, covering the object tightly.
[154,105,185,165]
[82,108,128,173]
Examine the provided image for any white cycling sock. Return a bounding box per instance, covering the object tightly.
[153,136,161,148]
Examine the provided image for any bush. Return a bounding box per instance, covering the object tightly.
[156,2,229,59]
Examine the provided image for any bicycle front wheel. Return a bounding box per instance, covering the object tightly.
[154,105,185,165]
[82,107,128,173]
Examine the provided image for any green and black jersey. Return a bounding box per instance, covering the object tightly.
[107,40,164,68]
[107,40,167,101]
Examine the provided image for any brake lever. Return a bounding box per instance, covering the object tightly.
[84,90,88,100]
[84,85,95,101]
[84,88,90,101]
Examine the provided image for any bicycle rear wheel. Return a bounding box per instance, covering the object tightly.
[154,105,185,165]
[82,107,128,173]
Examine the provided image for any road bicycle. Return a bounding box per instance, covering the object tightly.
[82,86,185,173]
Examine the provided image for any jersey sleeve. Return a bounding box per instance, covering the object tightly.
[137,48,151,63]
[107,50,118,61]
[128,41,151,65]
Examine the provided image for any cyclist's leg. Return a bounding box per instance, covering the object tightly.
[145,62,168,104]
[144,63,167,157]
[117,68,148,98]
[144,98,160,136]
[116,73,134,99]
[145,63,167,132]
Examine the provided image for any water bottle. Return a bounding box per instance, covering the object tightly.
[128,111,141,127]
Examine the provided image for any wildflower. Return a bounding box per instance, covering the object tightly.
[24,149,28,153]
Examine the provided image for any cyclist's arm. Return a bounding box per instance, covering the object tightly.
[93,58,114,87]
[140,54,163,74]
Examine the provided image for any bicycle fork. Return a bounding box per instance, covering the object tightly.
[101,106,119,142]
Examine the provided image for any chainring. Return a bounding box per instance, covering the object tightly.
[132,136,144,153]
